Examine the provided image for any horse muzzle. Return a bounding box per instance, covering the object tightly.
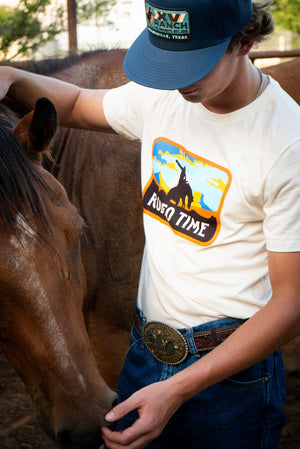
[57,428,103,449]
[55,395,118,449]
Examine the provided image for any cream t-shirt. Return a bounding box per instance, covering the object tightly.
[103,78,300,328]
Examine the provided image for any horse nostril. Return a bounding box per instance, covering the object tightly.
[56,430,73,448]
[57,428,103,449]
[57,429,72,447]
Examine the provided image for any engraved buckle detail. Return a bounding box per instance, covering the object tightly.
[142,321,188,365]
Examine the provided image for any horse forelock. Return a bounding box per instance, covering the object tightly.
[0,107,52,235]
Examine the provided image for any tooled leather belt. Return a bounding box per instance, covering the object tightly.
[133,308,242,365]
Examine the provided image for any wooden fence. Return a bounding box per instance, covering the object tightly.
[249,48,300,63]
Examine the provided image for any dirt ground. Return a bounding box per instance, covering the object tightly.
[0,350,299,449]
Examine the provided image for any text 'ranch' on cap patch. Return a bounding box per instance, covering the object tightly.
[146,2,191,41]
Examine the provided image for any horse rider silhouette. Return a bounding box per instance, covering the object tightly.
[167,160,193,209]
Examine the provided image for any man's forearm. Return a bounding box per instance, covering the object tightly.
[3,66,81,126]
[2,67,111,131]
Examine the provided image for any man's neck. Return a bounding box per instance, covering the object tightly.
[202,60,266,114]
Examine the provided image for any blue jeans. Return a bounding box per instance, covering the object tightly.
[108,311,287,449]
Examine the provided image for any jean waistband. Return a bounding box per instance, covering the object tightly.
[133,306,246,364]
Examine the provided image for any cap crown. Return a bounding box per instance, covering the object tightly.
[146,0,252,51]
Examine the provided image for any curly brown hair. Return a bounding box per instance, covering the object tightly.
[227,1,274,52]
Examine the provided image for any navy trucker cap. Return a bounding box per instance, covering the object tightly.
[123,0,252,90]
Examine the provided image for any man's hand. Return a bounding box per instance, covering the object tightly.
[101,380,182,449]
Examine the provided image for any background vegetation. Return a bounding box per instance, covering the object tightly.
[0,0,299,60]
[0,0,116,59]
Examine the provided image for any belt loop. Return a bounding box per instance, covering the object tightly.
[211,328,220,346]
[185,328,199,357]
[136,306,147,334]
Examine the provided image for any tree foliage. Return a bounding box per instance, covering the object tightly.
[0,0,63,59]
[271,0,300,35]
[76,0,116,23]
[0,0,116,60]
[0,0,299,61]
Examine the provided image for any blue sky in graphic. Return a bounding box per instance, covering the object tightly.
[152,139,229,212]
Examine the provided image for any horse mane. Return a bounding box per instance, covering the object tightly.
[0,104,52,235]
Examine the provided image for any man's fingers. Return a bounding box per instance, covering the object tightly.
[102,420,150,449]
[105,396,137,423]
[102,406,162,448]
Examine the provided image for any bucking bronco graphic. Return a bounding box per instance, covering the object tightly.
[168,160,193,209]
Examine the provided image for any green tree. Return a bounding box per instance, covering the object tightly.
[2,0,298,61]
[0,0,116,60]
[271,0,300,35]
[0,0,63,59]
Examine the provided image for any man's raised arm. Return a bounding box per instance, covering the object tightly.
[0,66,112,132]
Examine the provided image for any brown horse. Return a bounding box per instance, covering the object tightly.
[262,57,300,105]
[0,98,117,449]
[42,50,144,389]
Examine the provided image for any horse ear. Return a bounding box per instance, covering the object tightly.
[14,98,57,160]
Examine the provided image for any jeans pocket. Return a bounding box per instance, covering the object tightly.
[224,358,270,388]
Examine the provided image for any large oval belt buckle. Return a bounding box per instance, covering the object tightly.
[142,321,188,365]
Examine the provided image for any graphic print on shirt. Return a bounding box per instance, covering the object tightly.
[143,137,232,246]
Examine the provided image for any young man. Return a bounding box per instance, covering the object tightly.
[1,1,299,448]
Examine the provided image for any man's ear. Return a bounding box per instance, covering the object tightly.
[238,39,254,56]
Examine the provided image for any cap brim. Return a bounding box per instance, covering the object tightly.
[123,29,231,90]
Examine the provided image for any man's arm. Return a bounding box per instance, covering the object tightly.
[0,66,112,132]
[102,251,300,449]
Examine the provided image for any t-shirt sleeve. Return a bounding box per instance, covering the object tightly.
[103,82,144,141]
[263,140,300,252]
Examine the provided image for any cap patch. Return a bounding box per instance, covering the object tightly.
[146,2,191,41]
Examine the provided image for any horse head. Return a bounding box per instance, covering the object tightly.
[0,98,117,449]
